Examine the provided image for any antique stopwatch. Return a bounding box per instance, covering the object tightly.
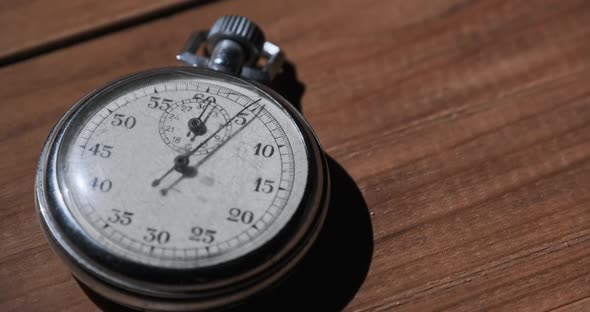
[35,16,329,311]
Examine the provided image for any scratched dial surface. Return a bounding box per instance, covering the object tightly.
[57,72,309,268]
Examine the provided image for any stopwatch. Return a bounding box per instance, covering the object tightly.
[35,16,329,311]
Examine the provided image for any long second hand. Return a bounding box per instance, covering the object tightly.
[159,107,263,195]
[187,99,261,157]
[152,99,262,188]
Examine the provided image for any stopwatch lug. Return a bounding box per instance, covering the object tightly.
[176,30,210,68]
[240,42,285,84]
[176,16,285,85]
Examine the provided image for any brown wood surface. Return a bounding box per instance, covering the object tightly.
[0,0,197,65]
[1,0,590,311]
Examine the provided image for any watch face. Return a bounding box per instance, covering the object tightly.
[53,69,311,269]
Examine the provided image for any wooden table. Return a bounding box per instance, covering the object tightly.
[1,0,590,311]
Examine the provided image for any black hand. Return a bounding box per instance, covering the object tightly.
[153,99,263,191]
[159,109,261,195]
[187,101,213,139]
[185,99,261,158]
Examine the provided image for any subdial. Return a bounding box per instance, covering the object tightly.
[159,97,232,154]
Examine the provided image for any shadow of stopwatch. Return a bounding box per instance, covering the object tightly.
[230,156,374,312]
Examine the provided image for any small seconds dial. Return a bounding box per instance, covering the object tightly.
[159,94,232,154]
[58,76,309,269]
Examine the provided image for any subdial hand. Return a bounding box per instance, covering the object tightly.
[186,101,213,141]
[187,118,207,141]
[153,99,263,194]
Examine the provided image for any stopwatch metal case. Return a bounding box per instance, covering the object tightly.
[36,15,330,311]
[35,67,330,311]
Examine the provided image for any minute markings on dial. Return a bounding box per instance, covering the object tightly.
[67,80,299,267]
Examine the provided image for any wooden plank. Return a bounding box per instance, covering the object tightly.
[0,0,201,65]
[1,0,590,311]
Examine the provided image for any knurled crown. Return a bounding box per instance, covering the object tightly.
[206,15,266,65]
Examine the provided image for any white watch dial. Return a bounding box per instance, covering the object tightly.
[57,73,309,269]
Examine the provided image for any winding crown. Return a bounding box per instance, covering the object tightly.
[206,16,266,65]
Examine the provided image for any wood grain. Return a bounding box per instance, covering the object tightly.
[1,0,590,311]
[0,0,199,65]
